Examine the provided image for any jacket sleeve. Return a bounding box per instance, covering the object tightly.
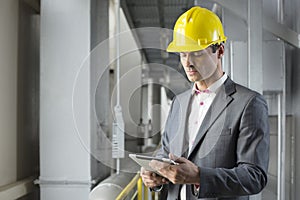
[149,97,177,192]
[196,94,270,198]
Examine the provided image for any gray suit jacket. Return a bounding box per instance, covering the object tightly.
[157,77,269,200]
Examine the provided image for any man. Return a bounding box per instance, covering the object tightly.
[140,6,269,200]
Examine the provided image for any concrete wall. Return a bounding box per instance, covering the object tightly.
[0,0,18,187]
[0,1,40,199]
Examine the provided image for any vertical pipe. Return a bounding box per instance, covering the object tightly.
[277,93,282,200]
[193,0,200,6]
[290,116,295,200]
[115,0,121,106]
[229,41,234,80]
[277,43,286,200]
[282,44,286,200]
[148,188,152,200]
[148,79,153,121]
[113,0,123,175]
[277,0,284,24]
[116,158,120,174]
[145,79,153,147]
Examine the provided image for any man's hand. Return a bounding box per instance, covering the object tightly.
[140,167,169,188]
[150,153,200,185]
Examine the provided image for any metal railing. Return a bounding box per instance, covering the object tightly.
[116,172,158,200]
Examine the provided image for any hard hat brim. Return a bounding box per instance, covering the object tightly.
[166,36,226,53]
[166,41,210,52]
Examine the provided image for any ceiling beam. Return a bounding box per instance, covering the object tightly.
[211,0,300,48]
[121,1,149,63]
[263,17,300,48]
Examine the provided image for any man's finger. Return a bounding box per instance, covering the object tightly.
[169,153,178,161]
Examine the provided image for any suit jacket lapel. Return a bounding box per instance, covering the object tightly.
[171,90,193,157]
[187,78,236,158]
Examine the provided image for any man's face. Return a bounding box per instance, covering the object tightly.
[180,47,219,82]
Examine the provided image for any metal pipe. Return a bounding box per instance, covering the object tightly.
[282,44,287,200]
[112,0,124,175]
[148,79,153,122]
[131,191,138,200]
[89,173,135,200]
[277,0,284,23]
[229,41,234,80]
[277,43,286,200]
[193,0,201,6]
[277,92,286,200]
[277,92,282,200]
[290,116,296,200]
[35,179,95,186]
[115,0,121,106]
[117,158,120,174]
[145,79,154,147]
[281,44,286,200]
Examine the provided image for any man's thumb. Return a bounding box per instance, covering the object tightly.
[169,153,186,163]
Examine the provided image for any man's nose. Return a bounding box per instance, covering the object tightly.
[183,54,194,66]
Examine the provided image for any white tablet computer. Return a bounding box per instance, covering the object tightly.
[129,154,178,172]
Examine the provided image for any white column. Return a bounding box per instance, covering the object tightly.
[248,0,263,94]
[40,0,91,199]
[248,1,263,200]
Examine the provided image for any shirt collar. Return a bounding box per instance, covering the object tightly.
[192,73,228,95]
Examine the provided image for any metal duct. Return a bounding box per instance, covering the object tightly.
[89,173,135,200]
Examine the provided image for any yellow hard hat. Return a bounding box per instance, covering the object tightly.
[167,6,227,52]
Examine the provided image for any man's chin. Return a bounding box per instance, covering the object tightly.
[187,76,202,82]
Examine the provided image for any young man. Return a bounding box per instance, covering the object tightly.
[140,6,269,200]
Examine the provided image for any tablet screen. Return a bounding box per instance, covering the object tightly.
[129,154,178,172]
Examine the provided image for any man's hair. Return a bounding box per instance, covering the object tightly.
[210,43,223,53]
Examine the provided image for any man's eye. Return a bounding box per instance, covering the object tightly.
[193,52,203,57]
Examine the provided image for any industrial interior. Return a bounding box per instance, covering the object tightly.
[1,0,300,199]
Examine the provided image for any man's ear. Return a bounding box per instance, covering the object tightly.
[218,44,225,58]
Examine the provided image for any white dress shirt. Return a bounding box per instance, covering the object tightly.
[180,73,228,200]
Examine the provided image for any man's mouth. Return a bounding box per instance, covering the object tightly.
[187,70,198,75]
